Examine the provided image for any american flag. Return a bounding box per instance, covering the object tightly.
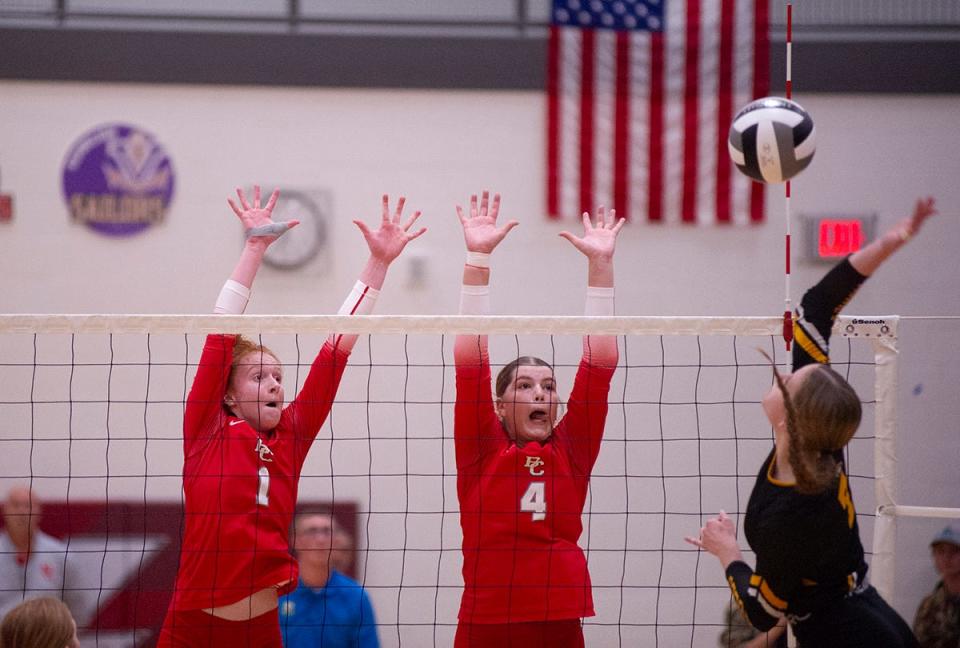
[547,0,770,224]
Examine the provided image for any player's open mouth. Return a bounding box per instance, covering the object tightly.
[529,410,548,422]
[265,402,279,409]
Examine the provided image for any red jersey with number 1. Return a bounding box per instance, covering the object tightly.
[455,358,615,624]
[171,334,348,610]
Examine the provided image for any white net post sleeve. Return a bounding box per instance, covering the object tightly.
[851,317,900,602]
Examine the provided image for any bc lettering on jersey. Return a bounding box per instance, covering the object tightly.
[524,456,545,476]
[255,438,274,462]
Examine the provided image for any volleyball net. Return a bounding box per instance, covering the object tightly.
[0,313,946,647]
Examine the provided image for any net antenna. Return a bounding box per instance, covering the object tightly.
[782,2,794,352]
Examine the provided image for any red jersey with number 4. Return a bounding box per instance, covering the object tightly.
[455,359,615,624]
[172,334,348,610]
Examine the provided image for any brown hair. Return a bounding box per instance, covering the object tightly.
[0,597,76,648]
[495,356,554,398]
[224,336,279,412]
[771,362,862,495]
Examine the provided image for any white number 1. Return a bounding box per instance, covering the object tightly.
[520,482,546,521]
[257,466,270,507]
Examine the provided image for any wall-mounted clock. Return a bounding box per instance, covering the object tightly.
[261,189,328,270]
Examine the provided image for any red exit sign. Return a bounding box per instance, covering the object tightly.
[804,214,876,262]
[818,219,865,257]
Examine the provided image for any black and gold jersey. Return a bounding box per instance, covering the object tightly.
[727,449,869,630]
[725,257,869,631]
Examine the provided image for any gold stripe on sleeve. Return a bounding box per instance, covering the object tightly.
[793,322,829,364]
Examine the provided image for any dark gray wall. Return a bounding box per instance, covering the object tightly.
[1,26,958,92]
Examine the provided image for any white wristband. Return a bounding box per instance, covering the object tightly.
[338,280,379,316]
[465,251,490,269]
[585,286,615,316]
[214,279,250,315]
[459,284,491,315]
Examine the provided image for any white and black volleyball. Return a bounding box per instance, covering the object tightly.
[728,97,816,184]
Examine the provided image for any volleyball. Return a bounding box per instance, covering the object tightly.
[728,96,816,184]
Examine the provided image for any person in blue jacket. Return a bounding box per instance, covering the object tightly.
[279,512,379,648]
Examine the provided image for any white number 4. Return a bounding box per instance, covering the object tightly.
[520,482,546,521]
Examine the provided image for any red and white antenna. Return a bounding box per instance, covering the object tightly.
[782,2,794,351]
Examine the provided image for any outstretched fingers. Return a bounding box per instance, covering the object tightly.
[353,219,372,238]
[596,207,625,232]
[580,206,625,232]
[911,196,937,230]
[381,194,391,224]
[596,206,613,228]
[227,197,243,218]
[470,193,479,220]
[557,230,586,254]
[580,210,594,231]
[264,189,280,213]
[461,191,502,222]
[236,187,251,212]
[393,196,407,223]
[490,193,501,221]
[406,225,428,241]
[402,209,424,233]
[228,185,282,230]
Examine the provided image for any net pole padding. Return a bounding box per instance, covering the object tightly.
[0,314,891,337]
[879,505,960,520]
[862,316,900,603]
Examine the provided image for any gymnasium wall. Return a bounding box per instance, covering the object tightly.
[0,80,958,635]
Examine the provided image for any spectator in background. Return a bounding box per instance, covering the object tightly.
[330,520,355,575]
[719,600,788,648]
[279,512,378,648]
[914,523,960,648]
[0,487,75,620]
[0,596,80,648]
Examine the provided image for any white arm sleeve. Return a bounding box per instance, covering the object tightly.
[337,280,380,315]
[459,284,491,316]
[329,281,380,353]
[585,286,615,316]
[213,279,250,315]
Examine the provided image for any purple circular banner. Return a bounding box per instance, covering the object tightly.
[62,123,175,237]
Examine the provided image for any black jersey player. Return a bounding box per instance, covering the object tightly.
[687,198,937,647]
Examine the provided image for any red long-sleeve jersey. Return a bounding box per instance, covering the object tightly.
[455,357,615,624]
[171,334,348,610]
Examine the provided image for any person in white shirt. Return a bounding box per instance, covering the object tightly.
[0,487,74,620]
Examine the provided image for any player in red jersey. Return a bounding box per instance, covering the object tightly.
[158,186,425,648]
[453,191,624,648]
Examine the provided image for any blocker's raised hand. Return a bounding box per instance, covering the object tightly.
[228,185,299,245]
[558,206,625,262]
[456,190,519,254]
[353,194,426,265]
